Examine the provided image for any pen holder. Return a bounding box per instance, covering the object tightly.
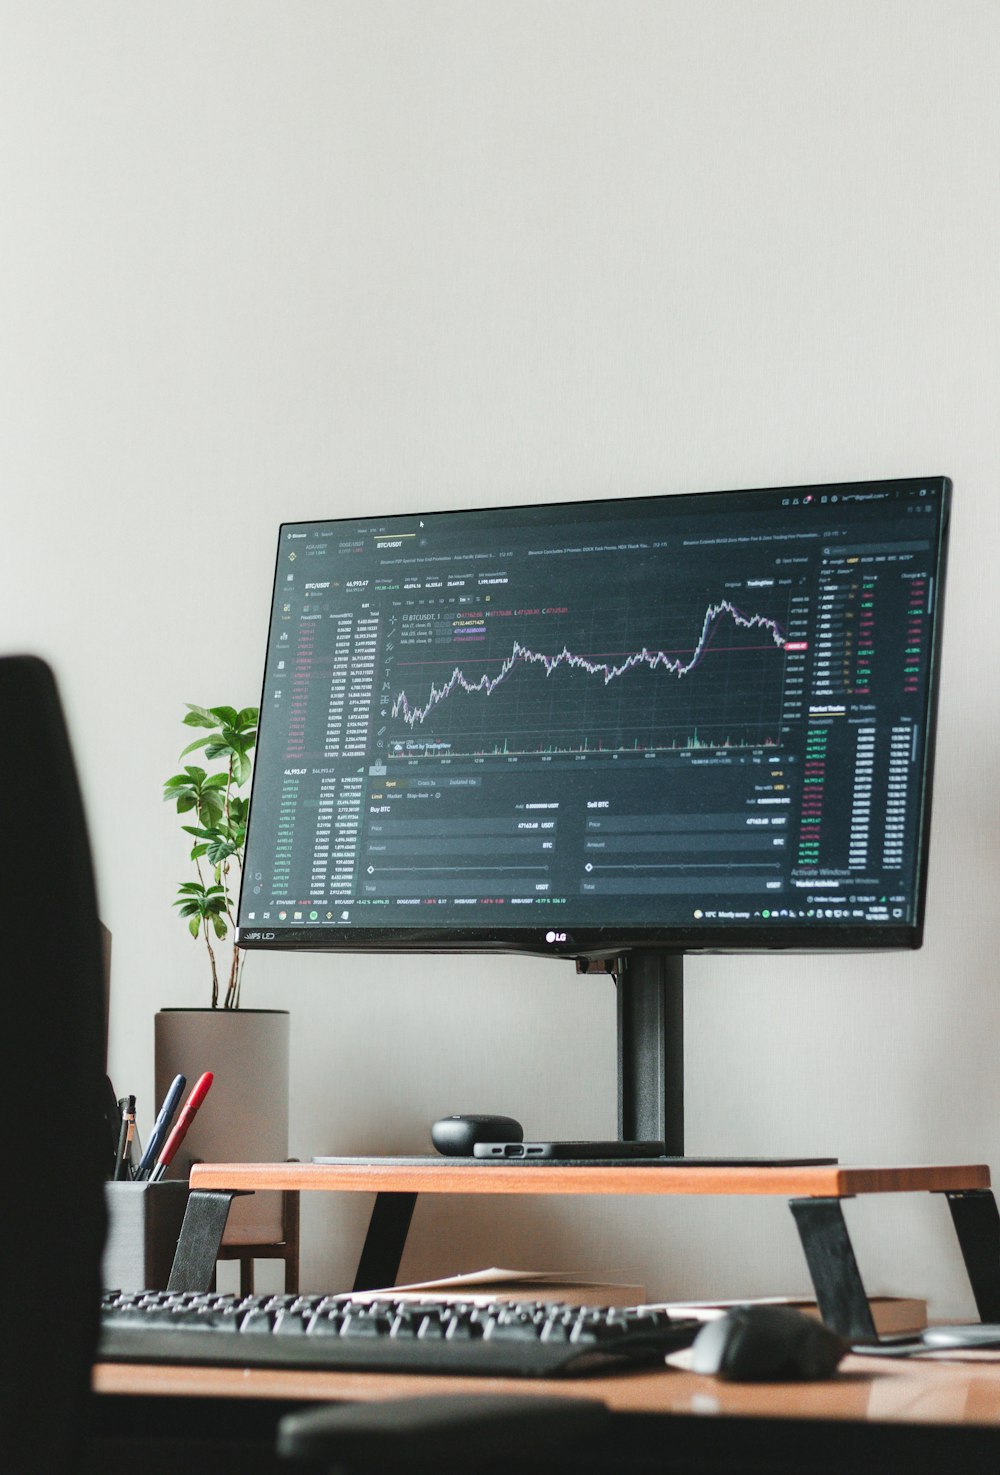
[102,1179,190,1291]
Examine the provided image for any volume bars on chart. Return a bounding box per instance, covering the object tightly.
[387,598,794,758]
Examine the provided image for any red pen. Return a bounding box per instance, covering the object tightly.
[149,1071,214,1182]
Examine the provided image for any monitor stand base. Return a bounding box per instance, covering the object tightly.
[312,1153,839,1166]
[654,1155,839,1167]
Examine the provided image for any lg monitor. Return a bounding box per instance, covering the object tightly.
[237,476,950,1155]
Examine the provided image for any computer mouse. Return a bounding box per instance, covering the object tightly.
[431,1114,524,1156]
[690,1305,849,1381]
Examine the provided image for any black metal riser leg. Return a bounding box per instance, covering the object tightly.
[941,1189,1000,1323]
[789,1197,878,1341]
[167,1189,239,1292]
[353,1191,418,1293]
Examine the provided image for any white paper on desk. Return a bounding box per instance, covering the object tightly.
[638,1294,927,1336]
[402,1267,586,1290]
[345,1267,633,1304]
[642,1296,828,1320]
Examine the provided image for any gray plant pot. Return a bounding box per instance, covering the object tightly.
[154,1008,289,1244]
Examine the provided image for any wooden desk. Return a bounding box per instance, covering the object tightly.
[91,1349,1000,1421]
[91,1354,1000,1473]
[97,1162,1000,1470]
[177,1159,1000,1341]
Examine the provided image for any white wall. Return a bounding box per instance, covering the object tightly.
[2,0,998,1311]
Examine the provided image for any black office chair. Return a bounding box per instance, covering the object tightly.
[0,657,107,1475]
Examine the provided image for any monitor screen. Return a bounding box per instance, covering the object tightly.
[238,477,950,959]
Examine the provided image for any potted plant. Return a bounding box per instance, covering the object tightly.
[164,703,258,1009]
[155,703,289,1245]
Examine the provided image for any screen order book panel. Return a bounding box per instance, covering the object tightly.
[238,478,950,959]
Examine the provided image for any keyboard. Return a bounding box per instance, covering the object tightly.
[99,1290,701,1378]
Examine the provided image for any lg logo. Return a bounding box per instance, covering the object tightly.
[544,931,568,944]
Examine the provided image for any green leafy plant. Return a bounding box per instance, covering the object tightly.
[163,704,258,1008]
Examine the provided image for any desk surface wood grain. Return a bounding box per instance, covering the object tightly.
[91,1353,1000,1426]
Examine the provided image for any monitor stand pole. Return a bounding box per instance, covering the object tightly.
[615,949,685,1153]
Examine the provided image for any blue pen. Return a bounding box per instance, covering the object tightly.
[137,1074,186,1179]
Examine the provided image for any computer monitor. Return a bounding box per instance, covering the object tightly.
[238,476,950,1153]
